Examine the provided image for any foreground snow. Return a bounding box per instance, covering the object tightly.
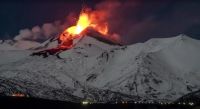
[0,34,199,103]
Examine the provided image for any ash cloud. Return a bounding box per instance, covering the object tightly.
[90,0,167,44]
[14,22,61,42]
[13,0,200,44]
[13,12,78,42]
[94,0,200,44]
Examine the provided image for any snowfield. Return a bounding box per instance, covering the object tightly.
[0,34,200,103]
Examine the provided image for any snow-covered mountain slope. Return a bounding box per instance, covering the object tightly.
[0,34,199,103]
[176,89,200,104]
[0,40,41,50]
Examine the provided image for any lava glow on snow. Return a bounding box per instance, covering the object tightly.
[59,7,108,48]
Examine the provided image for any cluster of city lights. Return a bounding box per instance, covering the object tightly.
[177,102,195,106]
[82,100,195,106]
[11,93,25,97]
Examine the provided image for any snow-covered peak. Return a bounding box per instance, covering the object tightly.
[141,34,200,53]
[74,36,119,50]
[0,40,15,45]
[175,34,192,40]
[0,40,16,50]
[33,38,59,50]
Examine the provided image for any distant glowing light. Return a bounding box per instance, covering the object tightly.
[189,102,194,106]
[12,93,25,97]
[82,101,89,105]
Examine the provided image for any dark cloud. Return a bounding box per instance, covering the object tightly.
[94,0,200,44]
[0,0,81,39]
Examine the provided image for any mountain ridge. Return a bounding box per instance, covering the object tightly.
[0,34,199,103]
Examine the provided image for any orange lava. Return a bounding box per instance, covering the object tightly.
[59,8,109,48]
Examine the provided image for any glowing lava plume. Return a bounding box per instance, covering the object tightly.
[66,13,91,35]
[59,8,109,48]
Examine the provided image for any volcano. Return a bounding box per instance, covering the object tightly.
[0,34,200,103]
[31,7,121,58]
[31,27,122,58]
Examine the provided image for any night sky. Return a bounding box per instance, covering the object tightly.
[0,0,200,44]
